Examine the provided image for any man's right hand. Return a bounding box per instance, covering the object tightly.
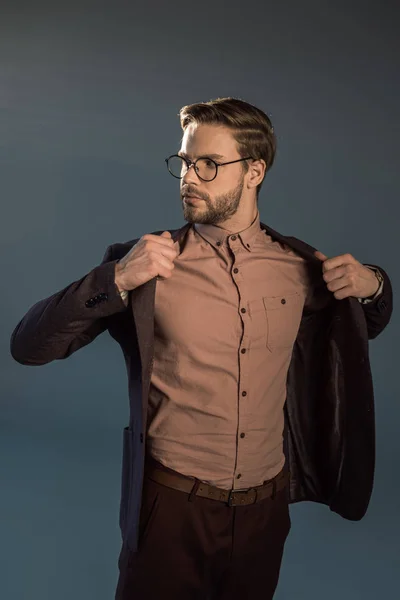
[114,231,178,292]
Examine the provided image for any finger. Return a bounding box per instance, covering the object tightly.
[333,285,352,300]
[156,254,175,273]
[159,245,178,260]
[323,266,344,282]
[143,233,175,248]
[323,254,355,272]
[327,277,347,292]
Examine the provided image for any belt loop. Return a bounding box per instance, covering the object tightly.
[271,479,277,500]
[253,488,258,505]
[188,478,201,502]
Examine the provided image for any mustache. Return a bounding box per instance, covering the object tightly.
[181,188,207,200]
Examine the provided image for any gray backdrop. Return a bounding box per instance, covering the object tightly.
[1,1,399,598]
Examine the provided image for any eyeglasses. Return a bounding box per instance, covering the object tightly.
[165,154,253,182]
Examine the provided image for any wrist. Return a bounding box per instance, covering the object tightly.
[369,268,383,296]
[364,267,383,300]
[114,262,127,294]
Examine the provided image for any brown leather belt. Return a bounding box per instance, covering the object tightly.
[145,461,289,507]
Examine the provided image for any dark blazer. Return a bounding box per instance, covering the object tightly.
[10,221,393,553]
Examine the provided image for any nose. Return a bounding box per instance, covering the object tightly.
[182,162,200,184]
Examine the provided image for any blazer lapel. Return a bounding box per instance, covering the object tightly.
[129,222,192,381]
[260,221,322,266]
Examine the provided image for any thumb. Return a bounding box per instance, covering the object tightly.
[161,230,172,238]
[314,250,328,261]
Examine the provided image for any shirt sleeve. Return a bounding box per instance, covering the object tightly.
[119,288,129,306]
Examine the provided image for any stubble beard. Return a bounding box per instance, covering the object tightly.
[182,177,244,226]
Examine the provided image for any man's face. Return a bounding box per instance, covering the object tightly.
[179,123,247,226]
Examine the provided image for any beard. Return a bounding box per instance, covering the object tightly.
[181,177,244,226]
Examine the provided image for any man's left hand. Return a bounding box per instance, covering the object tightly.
[314,251,380,300]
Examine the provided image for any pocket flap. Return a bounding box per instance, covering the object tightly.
[263,292,301,310]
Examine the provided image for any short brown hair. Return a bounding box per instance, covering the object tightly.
[179,97,277,196]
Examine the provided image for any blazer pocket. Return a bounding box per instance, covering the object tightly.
[263,292,303,350]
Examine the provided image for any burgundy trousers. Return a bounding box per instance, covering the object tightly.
[115,456,291,600]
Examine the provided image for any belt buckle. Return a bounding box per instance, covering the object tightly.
[227,489,236,507]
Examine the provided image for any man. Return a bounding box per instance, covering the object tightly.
[10,97,393,600]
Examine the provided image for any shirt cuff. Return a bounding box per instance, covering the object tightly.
[119,288,129,306]
[357,266,384,304]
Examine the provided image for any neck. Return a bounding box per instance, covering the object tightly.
[218,202,258,233]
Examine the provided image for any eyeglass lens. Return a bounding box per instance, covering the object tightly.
[168,156,217,181]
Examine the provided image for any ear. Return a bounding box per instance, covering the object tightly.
[246,158,266,190]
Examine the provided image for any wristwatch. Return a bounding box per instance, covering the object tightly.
[359,266,384,303]
[374,268,384,290]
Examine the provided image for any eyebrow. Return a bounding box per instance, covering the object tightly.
[178,151,226,161]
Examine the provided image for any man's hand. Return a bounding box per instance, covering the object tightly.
[314,251,380,300]
[115,231,178,292]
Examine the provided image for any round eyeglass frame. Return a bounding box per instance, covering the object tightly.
[165,154,254,182]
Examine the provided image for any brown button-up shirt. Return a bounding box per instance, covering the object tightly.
[146,210,311,490]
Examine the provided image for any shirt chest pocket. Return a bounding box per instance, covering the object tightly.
[263,292,304,351]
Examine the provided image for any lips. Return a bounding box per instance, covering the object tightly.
[184,196,204,204]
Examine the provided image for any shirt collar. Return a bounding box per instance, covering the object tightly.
[193,210,263,252]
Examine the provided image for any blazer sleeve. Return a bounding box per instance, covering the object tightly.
[10,244,128,366]
[358,263,393,340]
[304,261,393,340]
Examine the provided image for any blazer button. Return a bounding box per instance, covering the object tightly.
[85,299,96,308]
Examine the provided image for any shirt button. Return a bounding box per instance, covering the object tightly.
[240,348,246,354]
[233,268,239,274]
[237,473,242,479]
[240,308,246,314]
[240,432,245,438]
[216,241,221,246]
[231,235,237,240]
[281,298,286,304]
[241,391,247,396]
